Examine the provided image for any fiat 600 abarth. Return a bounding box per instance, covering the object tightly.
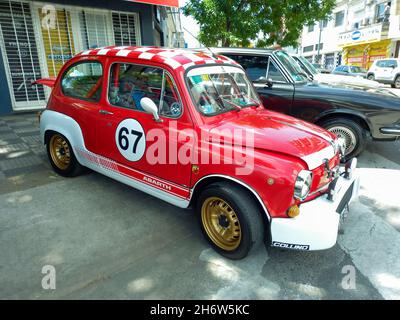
[36,46,360,259]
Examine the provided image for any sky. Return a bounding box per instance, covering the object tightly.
[178,0,201,48]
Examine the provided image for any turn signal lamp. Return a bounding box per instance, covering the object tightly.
[287,205,300,218]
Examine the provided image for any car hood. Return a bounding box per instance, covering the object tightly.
[314,73,383,89]
[205,109,336,170]
[306,78,399,98]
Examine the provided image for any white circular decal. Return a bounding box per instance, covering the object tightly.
[115,119,146,162]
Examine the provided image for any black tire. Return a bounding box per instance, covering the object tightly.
[46,132,84,177]
[367,74,374,81]
[319,118,368,159]
[196,181,264,260]
[394,76,400,89]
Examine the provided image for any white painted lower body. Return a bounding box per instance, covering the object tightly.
[271,170,360,251]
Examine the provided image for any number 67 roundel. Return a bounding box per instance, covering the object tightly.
[115,119,146,162]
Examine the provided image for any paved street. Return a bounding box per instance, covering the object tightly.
[0,112,399,300]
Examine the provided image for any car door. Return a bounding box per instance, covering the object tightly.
[375,60,389,80]
[95,60,193,189]
[55,58,104,153]
[223,53,294,114]
[382,59,397,80]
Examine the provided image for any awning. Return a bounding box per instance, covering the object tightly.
[126,0,179,7]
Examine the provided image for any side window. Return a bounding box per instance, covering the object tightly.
[225,55,268,83]
[387,60,397,68]
[342,66,349,73]
[108,63,182,118]
[376,60,385,68]
[267,60,286,82]
[61,61,103,101]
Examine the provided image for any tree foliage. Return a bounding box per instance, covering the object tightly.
[182,0,336,47]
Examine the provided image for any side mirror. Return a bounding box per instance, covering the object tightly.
[265,78,273,88]
[140,97,162,122]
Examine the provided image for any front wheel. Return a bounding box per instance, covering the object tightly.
[46,132,84,177]
[196,182,264,260]
[367,74,374,81]
[319,118,368,159]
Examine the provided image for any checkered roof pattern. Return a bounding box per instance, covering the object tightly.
[79,46,239,72]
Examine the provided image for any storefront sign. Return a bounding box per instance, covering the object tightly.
[338,25,382,46]
[126,0,179,7]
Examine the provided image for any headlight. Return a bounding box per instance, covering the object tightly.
[294,170,313,200]
[334,137,346,157]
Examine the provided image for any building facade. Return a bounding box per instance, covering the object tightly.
[0,0,182,115]
[300,0,400,71]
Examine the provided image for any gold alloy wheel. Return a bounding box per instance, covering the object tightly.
[49,135,71,170]
[201,197,242,251]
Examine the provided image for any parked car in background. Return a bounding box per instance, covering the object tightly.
[312,63,331,74]
[201,48,400,159]
[367,58,400,88]
[292,55,384,89]
[332,65,367,78]
[35,46,359,259]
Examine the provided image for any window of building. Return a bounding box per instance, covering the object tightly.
[335,11,345,27]
[303,45,314,53]
[61,61,103,101]
[0,0,45,107]
[108,63,182,118]
[321,19,328,28]
[112,12,141,46]
[315,43,323,51]
[308,24,315,32]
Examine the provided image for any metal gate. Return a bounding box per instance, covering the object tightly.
[0,1,142,112]
[112,12,141,46]
[0,0,45,111]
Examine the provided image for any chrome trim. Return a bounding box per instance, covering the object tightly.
[380,127,400,135]
[190,174,271,221]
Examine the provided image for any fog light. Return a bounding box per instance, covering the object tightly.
[287,205,300,218]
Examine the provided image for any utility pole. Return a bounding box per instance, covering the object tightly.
[317,20,323,64]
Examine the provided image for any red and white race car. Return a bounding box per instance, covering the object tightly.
[36,46,360,259]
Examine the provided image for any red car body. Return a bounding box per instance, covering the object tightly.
[38,46,360,258]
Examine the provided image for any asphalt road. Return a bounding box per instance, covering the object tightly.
[0,116,399,299]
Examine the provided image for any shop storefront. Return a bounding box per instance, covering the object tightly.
[338,24,391,69]
[0,0,178,115]
[342,40,391,69]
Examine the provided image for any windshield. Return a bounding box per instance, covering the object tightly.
[297,56,319,75]
[186,65,261,116]
[274,51,308,82]
[350,66,366,73]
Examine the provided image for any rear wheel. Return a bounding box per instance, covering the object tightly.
[319,118,367,159]
[197,182,264,260]
[394,76,400,89]
[46,132,84,177]
[367,74,375,81]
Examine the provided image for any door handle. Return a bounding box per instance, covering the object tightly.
[99,109,113,115]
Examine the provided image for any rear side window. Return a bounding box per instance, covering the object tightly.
[225,55,268,82]
[61,61,103,101]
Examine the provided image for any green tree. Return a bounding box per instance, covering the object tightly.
[182,0,336,47]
